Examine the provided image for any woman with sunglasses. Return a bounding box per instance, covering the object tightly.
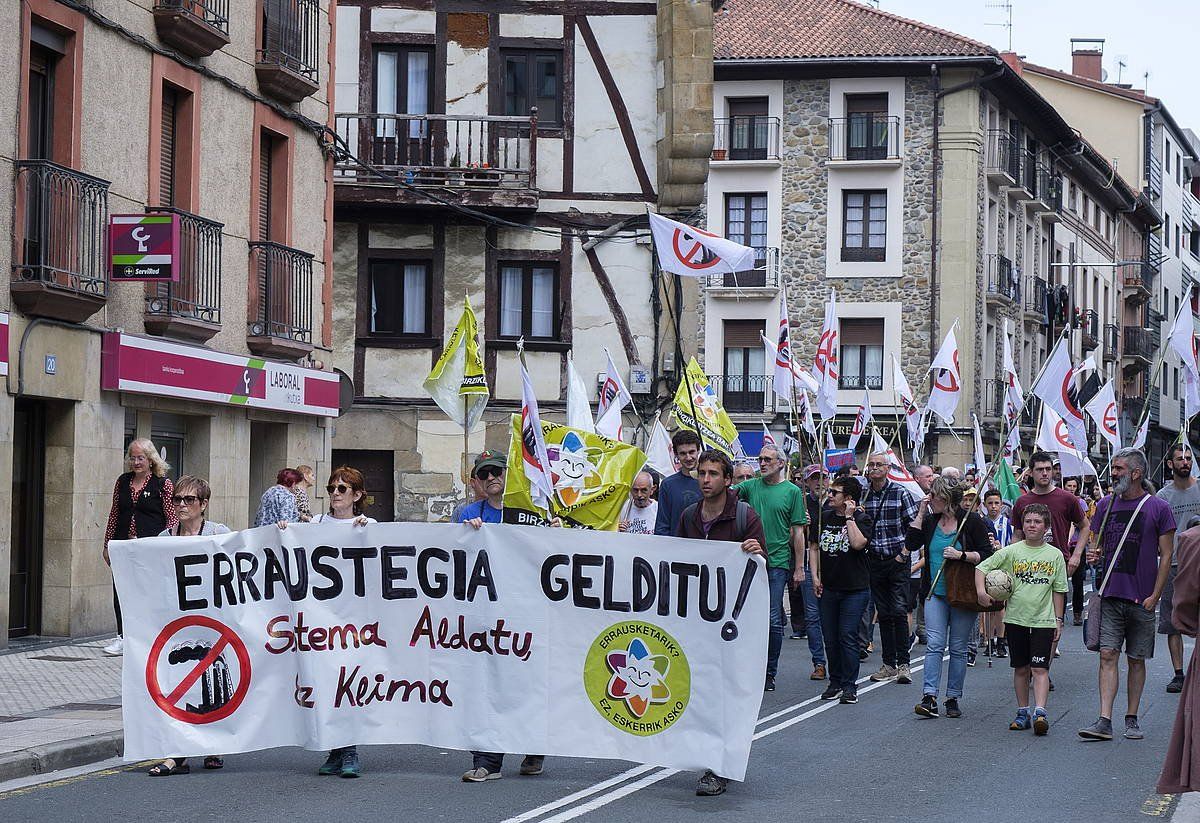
[309,466,375,777]
[148,475,229,777]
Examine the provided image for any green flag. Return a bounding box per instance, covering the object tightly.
[424,298,488,430]
[995,457,1021,504]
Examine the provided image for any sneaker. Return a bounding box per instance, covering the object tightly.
[966,648,977,667]
[1048,678,1055,692]
[866,642,874,654]
[895,664,912,685]
[519,755,545,776]
[1167,674,1185,694]
[917,632,927,645]
[909,633,919,653]
[339,749,361,778]
[1033,708,1049,736]
[839,691,858,704]
[103,637,123,656]
[764,674,776,692]
[791,631,805,640]
[1054,648,1061,658]
[944,698,962,718]
[1010,709,1031,731]
[994,638,1008,658]
[869,664,897,682]
[318,750,344,776]
[820,686,842,701]
[1124,716,1144,740]
[696,770,728,796]
[1073,614,1083,626]
[859,648,869,661]
[462,767,502,782]
[915,695,939,718]
[1078,717,1114,741]
[810,664,827,681]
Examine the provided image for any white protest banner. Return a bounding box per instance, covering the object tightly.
[111,523,768,781]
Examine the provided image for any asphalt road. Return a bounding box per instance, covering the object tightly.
[0,624,1193,823]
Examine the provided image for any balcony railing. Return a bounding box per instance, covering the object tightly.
[838,374,884,391]
[986,254,1019,302]
[144,207,223,342]
[981,378,1005,419]
[257,0,320,102]
[1020,152,1040,196]
[1079,309,1099,350]
[1103,323,1119,361]
[712,116,781,161]
[1124,264,1155,298]
[706,374,771,413]
[11,159,109,322]
[153,0,230,57]
[828,115,901,161]
[986,130,1021,182]
[1023,275,1048,322]
[1122,326,1154,361]
[1020,395,1043,429]
[707,247,779,290]
[335,112,539,200]
[247,240,313,359]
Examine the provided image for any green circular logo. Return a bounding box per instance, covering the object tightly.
[583,621,690,736]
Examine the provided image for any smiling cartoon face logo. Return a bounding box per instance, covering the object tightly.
[547,431,600,507]
[584,622,690,736]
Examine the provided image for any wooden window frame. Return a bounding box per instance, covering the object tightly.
[249,103,294,244]
[841,189,887,262]
[364,257,434,340]
[499,48,563,126]
[495,260,561,342]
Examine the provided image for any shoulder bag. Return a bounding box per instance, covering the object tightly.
[1083,494,1151,652]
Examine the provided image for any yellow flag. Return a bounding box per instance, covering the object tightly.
[423,298,488,430]
[672,357,740,457]
[502,415,647,530]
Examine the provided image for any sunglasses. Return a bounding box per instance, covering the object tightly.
[171,495,202,505]
[476,467,504,480]
[827,489,844,496]
[326,483,353,494]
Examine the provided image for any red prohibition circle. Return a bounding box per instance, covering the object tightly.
[145,614,252,725]
[1060,370,1082,418]
[933,351,961,393]
[1053,420,1074,449]
[1102,402,1118,435]
[670,228,721,270]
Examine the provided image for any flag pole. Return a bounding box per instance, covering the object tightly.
[680,362,709,453]
[462,396,471,509]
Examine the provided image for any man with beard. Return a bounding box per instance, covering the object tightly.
[1079,448,1176,742]
[1156,445,1200,693]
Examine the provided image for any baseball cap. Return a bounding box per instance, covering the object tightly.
[473,450,508,477]
[802,464,823,479]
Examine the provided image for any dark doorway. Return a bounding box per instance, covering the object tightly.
[331,449,394,522]
[10,399,46,638]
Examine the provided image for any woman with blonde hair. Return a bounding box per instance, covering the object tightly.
[102,439,177,656]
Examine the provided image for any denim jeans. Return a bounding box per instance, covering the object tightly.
[819,588,871,692]
[922,594,977,699]
[801,574,826,666]
[767,567,789,678]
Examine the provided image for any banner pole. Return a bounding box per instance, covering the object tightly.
[681,362,709,453]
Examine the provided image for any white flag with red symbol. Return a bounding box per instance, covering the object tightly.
[1132,412,1149,449]
[812,290,840,421]
[847,389,873,451]
[648,212,756,278]
[762,333,818,402]
[797,388,817,437]
[870,430,923,501]
[595,349,632,441]
[925,323,961,426]
[1001,320,1024,427]
[1083,380,1121,451]
[1030,337,1089,456]
[761,423,777,452]
[519,355,556,511]
[891,354,922,449]
[1035,402,1097,478]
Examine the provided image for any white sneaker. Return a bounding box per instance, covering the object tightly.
[103,638,123,656]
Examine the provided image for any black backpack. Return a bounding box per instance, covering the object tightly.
[681,500,752,538]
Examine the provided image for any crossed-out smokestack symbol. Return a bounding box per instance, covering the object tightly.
[169,641,233,714]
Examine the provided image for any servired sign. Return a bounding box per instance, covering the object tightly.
[101,332,340,417]
[110,213,180,281]
[0,311,9,378]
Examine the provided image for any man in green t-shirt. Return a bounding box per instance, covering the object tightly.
[976,503,1067,736]
[738,444,809,692]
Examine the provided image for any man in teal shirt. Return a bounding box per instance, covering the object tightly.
[738,444,809,691]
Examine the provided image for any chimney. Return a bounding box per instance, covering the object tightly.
[1070,38,1105,82]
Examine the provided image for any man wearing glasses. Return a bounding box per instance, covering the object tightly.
[737,444,809,691]
[458,451,507,527]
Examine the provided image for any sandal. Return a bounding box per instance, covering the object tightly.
[148,758,190,776]
[203,756,224,770]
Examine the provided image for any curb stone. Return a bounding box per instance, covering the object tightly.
[0,732,124,784]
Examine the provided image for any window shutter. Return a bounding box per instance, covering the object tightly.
[723,319,764,348]
[159,86,177,206]
[258,132,273,241]
[840,318,884,346]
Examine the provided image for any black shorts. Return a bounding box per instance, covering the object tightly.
[1005,623,1055,670]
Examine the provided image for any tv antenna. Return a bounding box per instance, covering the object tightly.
[1115,55,1127,84]
[1143,70,1151,92]
[985,1,1013,52]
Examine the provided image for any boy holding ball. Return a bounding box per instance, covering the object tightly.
[975,503,1068,735]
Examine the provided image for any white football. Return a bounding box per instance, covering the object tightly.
[984,569,1015,602]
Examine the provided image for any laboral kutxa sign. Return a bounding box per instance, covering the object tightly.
[110,523,767,780]
[110,213,180,281]
[101,333,339,417]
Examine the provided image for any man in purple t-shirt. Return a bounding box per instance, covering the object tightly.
[1078,448,1175,743]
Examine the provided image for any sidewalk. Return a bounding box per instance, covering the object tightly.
[0,636,124,782]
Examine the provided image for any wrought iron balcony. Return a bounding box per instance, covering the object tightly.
[705,373,772,414]
[144,207,223,342]
[827,115,901,162]
[247,240,313,360]
[712,116,781,161]
[986,130,1021,184]
[153,0,230,58]
[1079,309,1099,351]
[11,159,110,323]
[838,374,884,391]
[1122,326,1153,367]
[1023,275,1049,324]
[981,378,1005,421]
[986,254,1019,303]
[1103,323,1119,362]
[334,112,540,210]
[256,0,320,102]
[707,247,780,292]
[1123,264,1154,301]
